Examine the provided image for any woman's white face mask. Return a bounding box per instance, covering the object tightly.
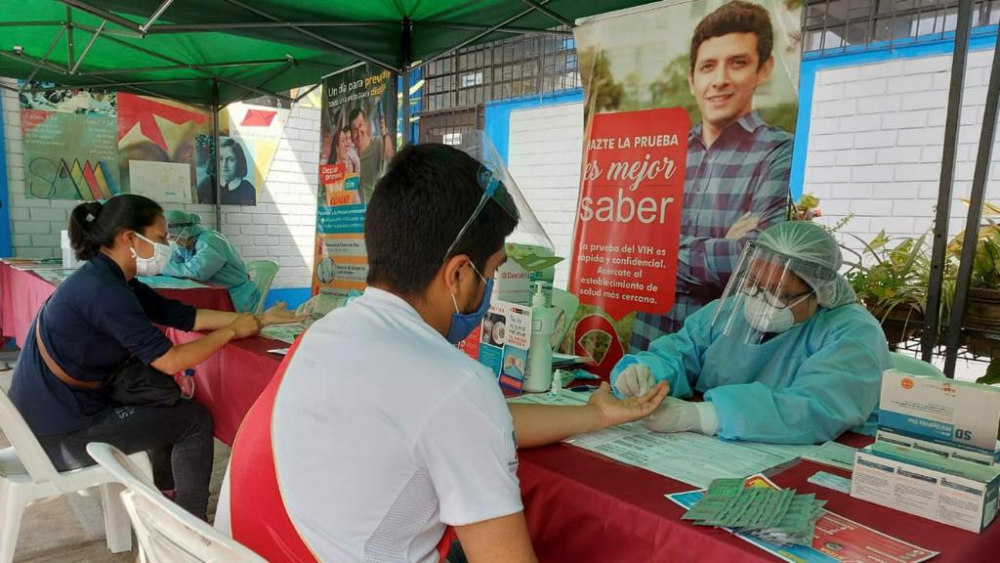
[742,289,813,334]
[130,231,171,276]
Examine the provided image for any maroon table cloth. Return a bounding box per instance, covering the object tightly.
[0,262,235,347]
[165,329,282,446]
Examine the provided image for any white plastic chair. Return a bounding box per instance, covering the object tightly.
[86,442,266,563]
[0,389,151,563]
[246,260,280,314]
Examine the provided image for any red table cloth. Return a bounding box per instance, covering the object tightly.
[0,262,234,347]
[158,327,999,562]
[165,329,281,446]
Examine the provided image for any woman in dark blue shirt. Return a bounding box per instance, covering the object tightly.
[9,194,301,520]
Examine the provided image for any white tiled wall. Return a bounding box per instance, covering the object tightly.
[805,49,1000,252]
[1,80,319,288]
[508,101,584,289]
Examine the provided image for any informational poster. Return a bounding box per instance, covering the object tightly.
[568,0,801,370]
[460,300,533,394]
[20,84,120,200]
[118,93,212,202]
[313,65,397,298]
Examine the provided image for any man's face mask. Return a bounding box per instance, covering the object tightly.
[446,261,493,344]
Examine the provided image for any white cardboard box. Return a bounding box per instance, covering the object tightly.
[852,445,1000,533]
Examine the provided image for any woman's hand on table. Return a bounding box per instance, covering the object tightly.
[588,381,669,430]
[257,302,309,326]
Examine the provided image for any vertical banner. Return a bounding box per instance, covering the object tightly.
[313,66,398,298]
[569,0,800,369]
[219,102,290,206]
[20,84,120,200]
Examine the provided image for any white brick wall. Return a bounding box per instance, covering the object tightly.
[508,102,584,289]
[806,49,1000,252]
[2,80,319,288]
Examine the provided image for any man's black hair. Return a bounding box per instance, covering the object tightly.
[365,143,519,297]
[690,1,773,71]
[349,107,366,124]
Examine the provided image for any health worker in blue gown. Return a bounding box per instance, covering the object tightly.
[163,210,261,313]
[612,221,890,444]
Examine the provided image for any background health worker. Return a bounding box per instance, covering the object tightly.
[163,210,261,313]
[613,221,891,444]
[9,195,302,520]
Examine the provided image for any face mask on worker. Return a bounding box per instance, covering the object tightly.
[446,261,493,344]
[130,231,171,276]
[741,288,812,334]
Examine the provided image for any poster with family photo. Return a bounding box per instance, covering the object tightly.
[313,65,398,299]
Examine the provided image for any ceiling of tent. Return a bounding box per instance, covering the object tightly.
[0,0,656,106]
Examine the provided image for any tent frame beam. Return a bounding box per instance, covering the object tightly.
[59,0,141,34]
[222,0,399,74]
[145,21,391,33]
[84,57,292,76]
[943,29,1000,375]
[519,0,575,28]
[20,25,67,89]
[138,0,175,36]
[70,20,105,75]
[415,0,557,70]
[415,22,572,37]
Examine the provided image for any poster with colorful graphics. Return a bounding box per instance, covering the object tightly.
[117,93,212,203]
[19,84,120,200]
[567,0,801,371]
[313,65,397,298]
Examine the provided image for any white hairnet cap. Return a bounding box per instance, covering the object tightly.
[755,221,856,309]
[166,210,204,240]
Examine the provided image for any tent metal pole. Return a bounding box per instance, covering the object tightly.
[70,20,105,75]
[85,58,289,76]
[319,61,368,81]
[233,59,297,104]
[0,50,67,75]
[96,33,294,102]
[66,7,75,72]
[213,81,223,232]
[413,22,572,36]
[59,1,140,34]
[293,83,319,104]
[146,21,388,33]
[518,0,574,28]
[21,25,68,88]
[943,29,1000,376]
[138,0,175,36]
[922,0,973,367]
[23,77,203,91]
[402,18,412,145]
[222,0,398,74]
[413,0,555,71]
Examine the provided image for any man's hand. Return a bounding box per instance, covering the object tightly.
[589,381,669,430]
[725,212,760,240]
[259,302,308,326]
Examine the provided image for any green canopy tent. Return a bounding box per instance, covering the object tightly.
[0,0,656,225]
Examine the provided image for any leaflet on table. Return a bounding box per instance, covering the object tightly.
[463,299,532,393]
[560,421,818,488]
[801,442,858,472]
[33,269,77,285]
[260,320,314,344]
[878,369,1000,466]
[137,276,208,290]
[667,475,938,563]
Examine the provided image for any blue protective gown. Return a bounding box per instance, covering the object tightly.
[162,229,261,313]
[611,299,891,444]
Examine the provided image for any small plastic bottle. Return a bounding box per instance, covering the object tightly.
[179,369,196,400]
[524,283,556,393]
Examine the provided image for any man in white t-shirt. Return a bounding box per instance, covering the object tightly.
[216,143,667,562]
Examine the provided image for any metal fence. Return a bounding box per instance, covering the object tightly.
[416,29,579,143]
[804,0,1000,52]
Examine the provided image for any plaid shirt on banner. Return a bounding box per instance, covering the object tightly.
[630,111,793,352]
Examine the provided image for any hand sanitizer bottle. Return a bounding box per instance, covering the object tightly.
[524,283,555,393]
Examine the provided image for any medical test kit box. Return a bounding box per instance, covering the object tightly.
[850,370,1000,533]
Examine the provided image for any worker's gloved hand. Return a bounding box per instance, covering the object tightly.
[644,398,720,436]
[614,363,656,397]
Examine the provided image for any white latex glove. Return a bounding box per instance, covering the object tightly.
[725,212,760,240]
[644,397,720,435]
[615,363,656,397]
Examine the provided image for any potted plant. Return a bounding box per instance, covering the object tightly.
[843,231,929,348]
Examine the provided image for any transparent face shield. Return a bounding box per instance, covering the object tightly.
[710,243,818,344]
[445,131,554,263]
